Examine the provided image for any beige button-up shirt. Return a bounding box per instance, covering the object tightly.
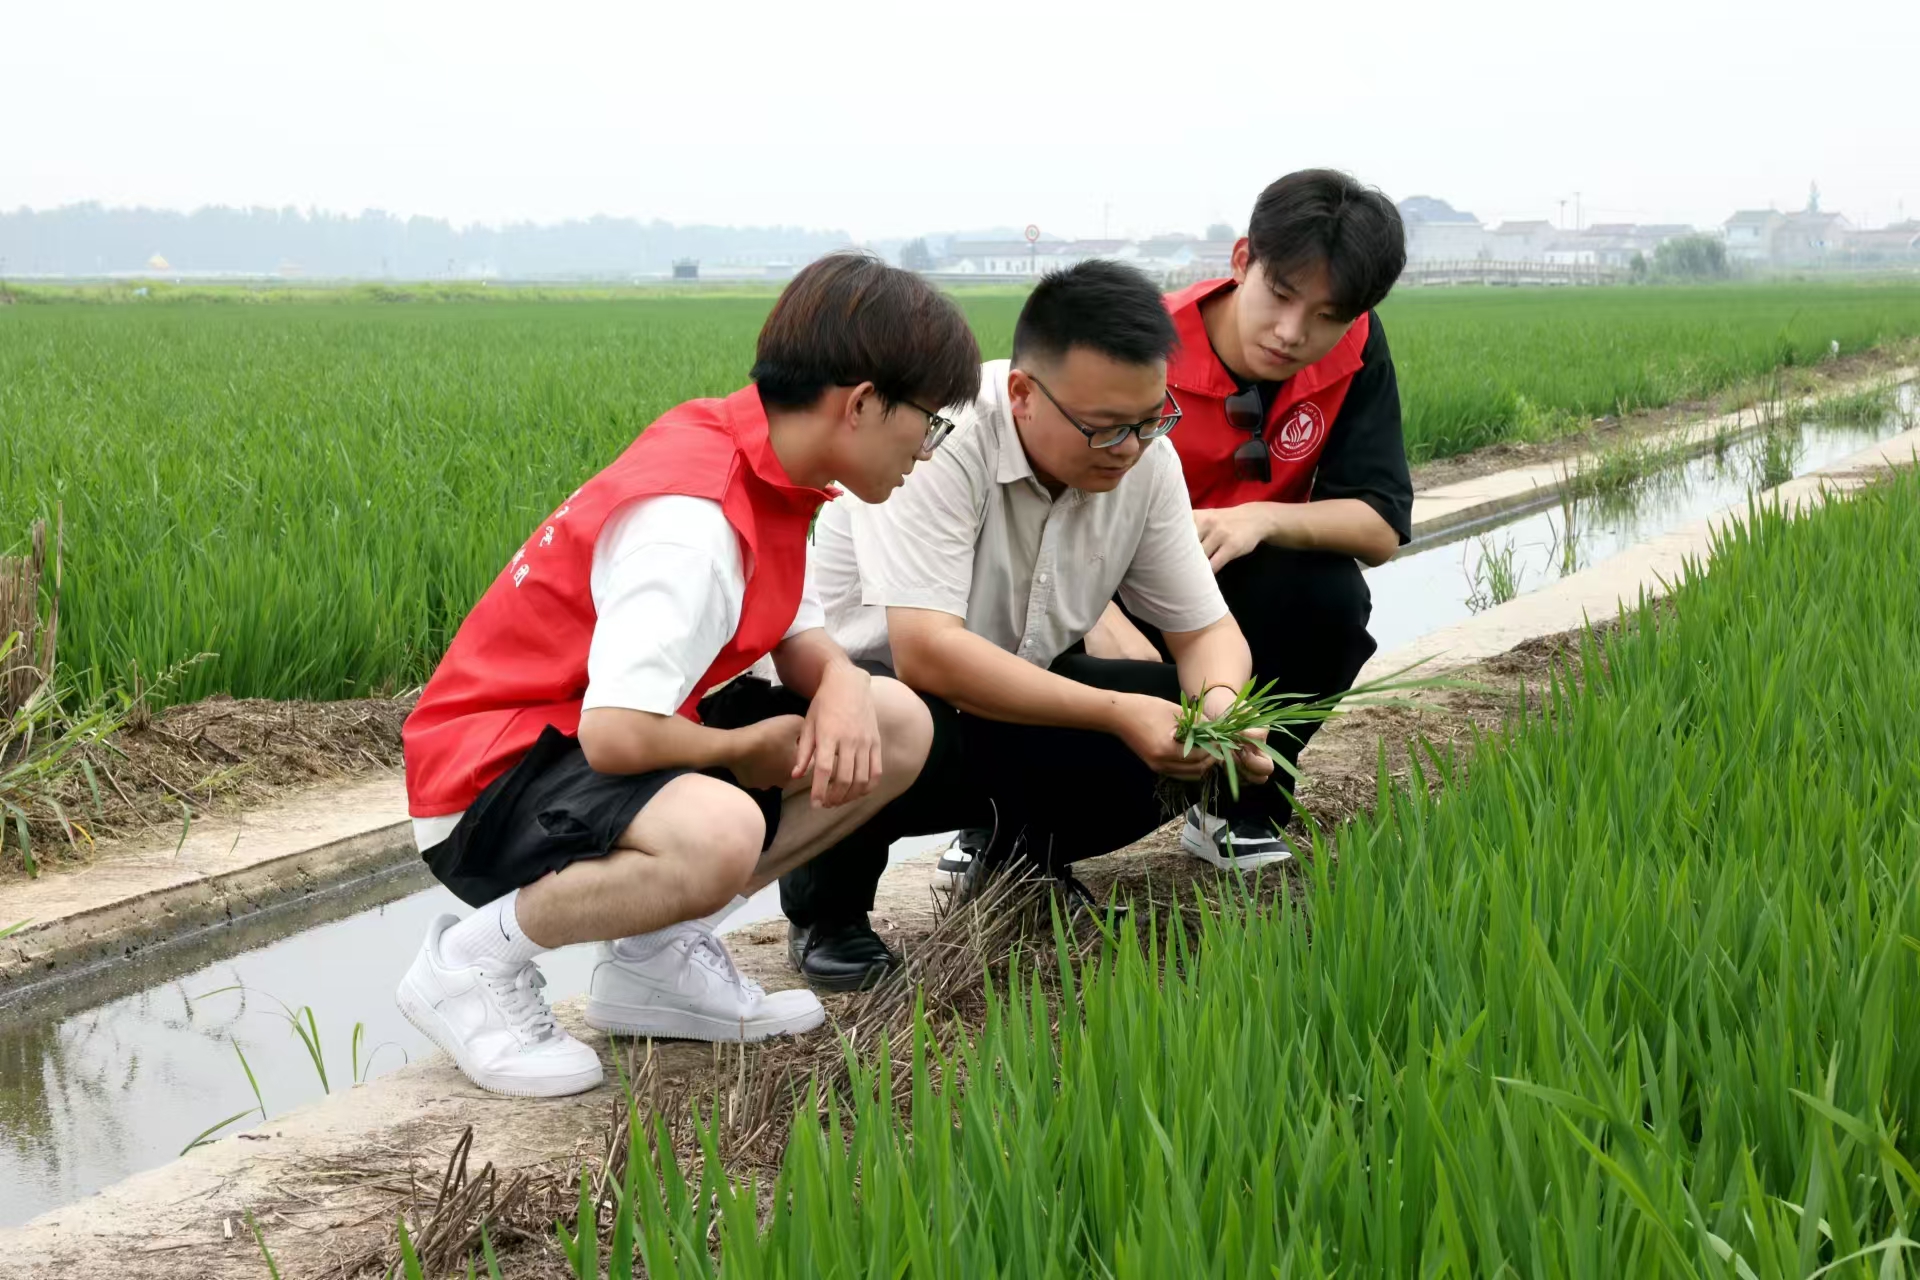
[812,359,1227,671]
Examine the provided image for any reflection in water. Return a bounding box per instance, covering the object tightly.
[0,831,952,1226]
[1369,395,1913,654]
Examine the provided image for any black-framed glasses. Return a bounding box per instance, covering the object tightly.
[1224,382,1272,483]
[1028,376,1182,450]
[902,400,959,454]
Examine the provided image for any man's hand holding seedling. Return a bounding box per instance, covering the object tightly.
[1199,684,1277,786]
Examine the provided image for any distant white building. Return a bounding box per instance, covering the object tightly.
[1489,220,1557,261]
[1398,196,1490,262]
[1720,207,1855,267]
[1723,210,1786,263]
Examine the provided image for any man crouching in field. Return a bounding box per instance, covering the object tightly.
[398,254,979,1097]
[780,260,1273,990]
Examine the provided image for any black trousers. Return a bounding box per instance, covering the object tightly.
[779,545,1377,928]
[780,652,1181,927]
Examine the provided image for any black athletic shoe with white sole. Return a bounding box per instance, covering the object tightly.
[931,828,989,890]
[1180,806,1296,869]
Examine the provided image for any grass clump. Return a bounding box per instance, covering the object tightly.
[608,466,1920,1276]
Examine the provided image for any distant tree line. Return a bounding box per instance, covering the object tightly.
[0,204,855,279]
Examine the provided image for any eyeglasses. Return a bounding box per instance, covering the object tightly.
[1028,376,1182,450]
[1224,382,1272,483]
[901,400,959,454]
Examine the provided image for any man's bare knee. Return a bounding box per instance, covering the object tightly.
[619,774,763,915]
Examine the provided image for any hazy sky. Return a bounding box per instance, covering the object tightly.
[8,0,1917,239]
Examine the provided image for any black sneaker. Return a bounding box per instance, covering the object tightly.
[787,917,900,993]
[1180,805,1296,869]
[930,828,989,890]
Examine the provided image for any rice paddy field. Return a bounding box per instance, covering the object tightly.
[1,279,1919,707]
[613,465,1920,1278]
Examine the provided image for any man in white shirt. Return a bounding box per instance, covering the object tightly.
[782,260,1273,990]
[400,255,981,1097]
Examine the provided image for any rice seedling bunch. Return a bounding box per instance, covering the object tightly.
[615,466,1920,1277]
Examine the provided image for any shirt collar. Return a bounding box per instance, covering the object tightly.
[984,360,1038,486]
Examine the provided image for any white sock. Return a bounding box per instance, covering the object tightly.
[610,897,748,963]
[441,890,543,969]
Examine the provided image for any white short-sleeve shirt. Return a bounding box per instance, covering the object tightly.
[811,359,1225,671]
[412,494,823,851]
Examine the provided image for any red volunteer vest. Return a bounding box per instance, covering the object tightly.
[1163,278,1370,510]
[402,386,831,818]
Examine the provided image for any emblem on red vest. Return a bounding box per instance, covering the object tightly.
[1271,402,1325,464]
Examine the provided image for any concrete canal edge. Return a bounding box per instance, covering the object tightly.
[1,428,1917,1275]
[1404,365,1916,545]
[0,775,412,994]
[1364,422,1920,684]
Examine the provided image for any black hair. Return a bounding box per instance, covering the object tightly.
[753,252,981,411]
[1010,259,1178,369]
[1246,169,1406,321]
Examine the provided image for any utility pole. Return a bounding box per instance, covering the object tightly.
[1574,191,1582,231]
[1558,199,1567,230]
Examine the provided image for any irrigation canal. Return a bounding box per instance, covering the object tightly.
[1,385,1912,1227]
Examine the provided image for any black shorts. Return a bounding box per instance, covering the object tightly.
[423,677,807,907]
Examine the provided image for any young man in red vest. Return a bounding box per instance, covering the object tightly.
[1085,168,1412,868]
[398,254,980,1098]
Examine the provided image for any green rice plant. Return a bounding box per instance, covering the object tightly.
[247,1210,283,1280]
[352,1020,408,1084]
[5,285,1920,706]
[610,465,1920,1276]
[1464,532,1523,613]
[178,1107,255,1156]
[233,1038,266,1120]
[1749,426,1806,489]
[0,917,26,938]
[1819,383,1900,425]
[1169,663,1445,805]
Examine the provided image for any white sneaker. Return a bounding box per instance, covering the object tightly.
[395,914,604,1098]
[1180,806,1296,869]
[585,920,825,1042]
[930,828,987,890]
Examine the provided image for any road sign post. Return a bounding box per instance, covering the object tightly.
[1025,224,1039,278]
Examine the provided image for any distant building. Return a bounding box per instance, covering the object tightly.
[1848,221,1920,262]
[1398,196,1490,262]
[1723,210,1786,263]
[1774,210,1853,265]
[1490,220,1557,261]
[1545,223,1694,268]
[1721,207,1857,266]
[671,258,699,280]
